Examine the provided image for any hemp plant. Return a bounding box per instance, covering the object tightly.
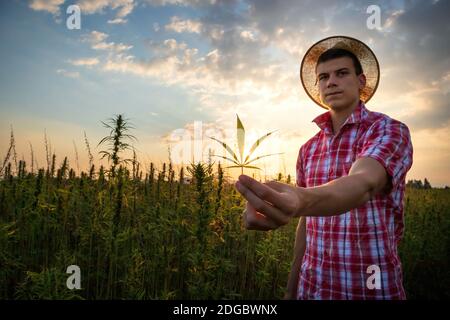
[210,115,281,175]
[98,114,137,178]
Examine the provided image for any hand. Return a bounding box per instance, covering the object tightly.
[235,175,306,230]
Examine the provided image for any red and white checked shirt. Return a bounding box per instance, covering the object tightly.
[296,101,413,300]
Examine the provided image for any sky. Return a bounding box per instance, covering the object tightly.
[0,0,449,186]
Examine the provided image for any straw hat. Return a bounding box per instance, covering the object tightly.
[300,35,380,109]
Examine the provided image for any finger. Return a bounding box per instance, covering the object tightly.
[264,180,301,214]
[238,175,284,207]
[244,203,278,231]
[239,176,296,214]
[264,180,291,192]
[236,180,289,226]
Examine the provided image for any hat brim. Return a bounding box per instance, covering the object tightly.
[300,35,380,110]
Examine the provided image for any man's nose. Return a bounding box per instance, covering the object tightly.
[326,73,338,87]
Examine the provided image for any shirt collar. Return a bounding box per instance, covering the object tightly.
[312,100,368,135]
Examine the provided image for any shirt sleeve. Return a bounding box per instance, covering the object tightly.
[296,145,306,188]
[356,118,413,192]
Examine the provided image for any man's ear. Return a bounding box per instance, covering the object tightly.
[358,73,366,90]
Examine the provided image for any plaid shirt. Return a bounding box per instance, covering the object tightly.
[296,101,413,300]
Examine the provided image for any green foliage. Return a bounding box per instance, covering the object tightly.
[0,156,300,299]
[15,268,83,300]
[98,114,137,178]
[399,188,450,299]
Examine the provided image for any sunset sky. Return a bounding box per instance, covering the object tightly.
[0,0,449,186]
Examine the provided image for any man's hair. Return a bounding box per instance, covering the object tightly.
[316,48,363,75]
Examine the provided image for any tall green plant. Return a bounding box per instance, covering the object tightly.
[98,114,137,178]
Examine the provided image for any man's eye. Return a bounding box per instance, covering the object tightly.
[338,71,348,76]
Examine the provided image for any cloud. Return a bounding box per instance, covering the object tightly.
[383,9,404,29]
[386,0,450,82]
[68,57,100,67]
[151,1,294,92]
[165,16,202,33]
[28,0,65,15]
[108,18,127,24]
[76,0,112,14]
[369,0,450,131]
[102,36,288,101]
[83,30,108,43]
[69,2,299,120]
[30,0,135,23]
[72,0,448,135]
[93,41,133,52]
[403,91,450,132]
[83,30,133,53]
[144,0,209,7]
[77,0,135,16]
[102,45,185,81]
[56,69,80,78]
[114,0,135,18]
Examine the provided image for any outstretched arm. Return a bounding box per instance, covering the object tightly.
[236,157,388,229]
[296,156,389,217]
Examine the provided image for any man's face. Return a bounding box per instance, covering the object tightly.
[316,56,366,110]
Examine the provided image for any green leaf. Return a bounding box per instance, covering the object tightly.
[236,114,245,162]
[244,130,277,164]
[211,154,240,166]
[209,136,239,162]
[245,153,283,165]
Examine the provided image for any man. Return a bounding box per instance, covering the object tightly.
[235,36,413,300]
